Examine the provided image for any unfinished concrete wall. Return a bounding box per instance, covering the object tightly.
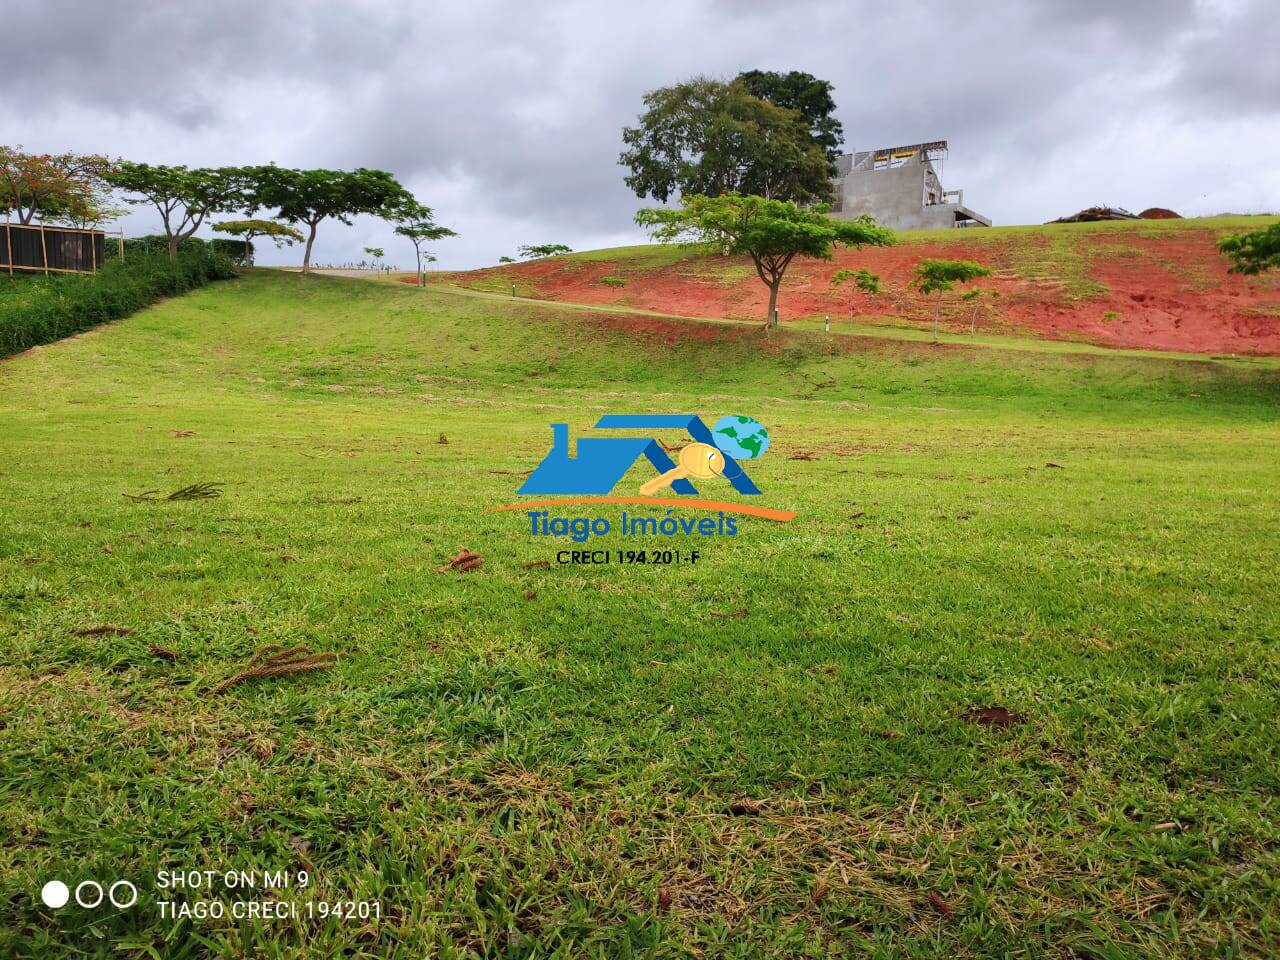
[830,148,990,229]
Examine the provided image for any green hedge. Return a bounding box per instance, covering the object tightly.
[0,244,238,358]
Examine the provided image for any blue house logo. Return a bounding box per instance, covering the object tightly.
[518,414,765,497]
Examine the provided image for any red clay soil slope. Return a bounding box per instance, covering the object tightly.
[432,218,1280,355]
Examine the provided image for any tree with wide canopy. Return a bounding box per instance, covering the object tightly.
[249,166,413,273]
[637,194,894,326]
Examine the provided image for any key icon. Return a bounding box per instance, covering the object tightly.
[640,442,725,496]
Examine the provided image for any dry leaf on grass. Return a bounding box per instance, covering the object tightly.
[72,625,133,636]
[709,609,748,619]
[149,645,178,660]
[927,891,954,918]
[437,548,482,573]
[172,430,195,438]
[963,706,1026,727]
[520,559,550,570]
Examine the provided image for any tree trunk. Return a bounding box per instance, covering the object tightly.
[168,234,179,261]
[766,282,780,328]
[302,222,318,273]
[933,292,942,340]
[416,245,424,287]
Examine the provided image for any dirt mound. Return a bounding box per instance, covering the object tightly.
[1139,207,1183,220]
[1049,206,1139,223]
[441,221,1280,356]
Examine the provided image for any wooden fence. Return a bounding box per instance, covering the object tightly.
[1,222,123,276]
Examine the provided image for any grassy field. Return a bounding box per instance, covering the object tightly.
[1,270,1278,958]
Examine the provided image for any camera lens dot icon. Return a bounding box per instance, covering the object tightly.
[41,880,70,909]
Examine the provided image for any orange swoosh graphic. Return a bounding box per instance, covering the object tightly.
[491,497,796,522]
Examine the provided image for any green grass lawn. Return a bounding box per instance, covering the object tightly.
[1,271,1278,958]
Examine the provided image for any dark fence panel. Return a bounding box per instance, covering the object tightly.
[1,223,107,273]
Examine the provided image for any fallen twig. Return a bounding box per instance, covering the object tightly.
[208,643,337,695]
[124,482,224,502]
[71,625,133,636]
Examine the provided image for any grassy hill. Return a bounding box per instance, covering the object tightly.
[1,271,1278,957]
[436,215,1280,356]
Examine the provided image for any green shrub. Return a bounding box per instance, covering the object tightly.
[211,238,251,264]
[112,235,209,259]
[0,245,237,358]
[599,275,627,287]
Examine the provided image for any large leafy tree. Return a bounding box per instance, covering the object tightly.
[734,70,844,161]
[636,194,894,326]
[37,180,122,230]
[107,163,250,259]
[249,167,414,273]
[213,219,304,265]
[393,203,456,286]
[1219,222,1280,275]
[620,78,833,205]
[0,145,112,225]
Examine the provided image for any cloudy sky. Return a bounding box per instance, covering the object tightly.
[6,0,1277,269]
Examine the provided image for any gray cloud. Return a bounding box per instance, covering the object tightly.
[3,0,1275,268]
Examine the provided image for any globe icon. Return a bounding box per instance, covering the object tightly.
[711,415,770,461]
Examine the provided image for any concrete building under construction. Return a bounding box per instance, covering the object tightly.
[829,140,990,230]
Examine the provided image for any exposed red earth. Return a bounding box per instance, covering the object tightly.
[424,220,1280,355]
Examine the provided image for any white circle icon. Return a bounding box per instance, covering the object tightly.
[75,881,104,909]
[108,880,138,909]
[40,881,70,909]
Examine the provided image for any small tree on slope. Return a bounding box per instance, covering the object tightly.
[518,244,572,259]
[394,203,457,286]
[909,258,992,340]
[636,194,893,327]
[831,267,882,323]
[213,219,304,265]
